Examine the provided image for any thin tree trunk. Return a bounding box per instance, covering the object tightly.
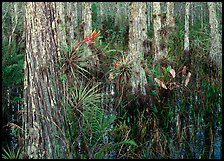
[128,2,148,95]
[56,2,68,59]
[201,3,204,30]
[83,2,99,69]
[153,2,167,61]
[67,2,78,42]
[191,3,194,26]
[166,2,174,26]
[24,2,66,159]
[66,2,77,44]
[146,2,151,29]
[208,2,222,67]
[115,2,121,28]
[99,2,104,27]
[184,2,190,56]
[83,2,92,38]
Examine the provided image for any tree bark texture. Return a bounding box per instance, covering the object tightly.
[114,2,129,30]
[66,2,78,44]
[83,2,99,69]
[115,2,121,28]
[128,2,148,95]
[99,2,109,25]
[166,2,174,26]
[208,2,222,67]
[184,2,190,54]
[153,2,167,61]
[83,2,92,38]
[24,2,67,159]
[56,2,68,58]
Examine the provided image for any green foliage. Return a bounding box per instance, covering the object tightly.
[92,2,99,30]
[64,80,137,158]
[2,2,222,159]
[2,38,25,86]
[2,146,23,159]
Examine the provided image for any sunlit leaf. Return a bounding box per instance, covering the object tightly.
[184,72,191,86]
[154,78,167,89]
[169,69,176,78]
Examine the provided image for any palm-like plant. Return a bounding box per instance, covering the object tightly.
[64,80,137,159]
[2,146,23,159]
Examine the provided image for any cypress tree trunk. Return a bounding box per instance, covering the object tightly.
[56,2,68,58]
[83,2,99,69]
[184,2,190,60]
[146,2,152,29]
[208,2,222,67]
[153,2,167,61]
[191,3,194,26]
[128,2,148,95]
[23,2,66,159]
[166,2,174,26]
[200,3,204,30]
[114,2,121,28]
[83,2,92,38]
[66,2,78,43]
[99,2,104,27]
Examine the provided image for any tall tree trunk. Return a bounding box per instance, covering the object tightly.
[56,2,68,59]
[66,2,78,44]
[184,2,190,61]
[99,2,104,28]
[166,2,174,26]
[146,2,152,29]
[201,3,204,30]
[83,2,92,38]
[23,2,66,159]
[83,2,99,69]
[100,2,109,24]
[190,2,194,26]
[153,2,167,61]
[114,2,121,28]
[208,2,222,67]
[128,2,148,95]
[77,2,83,23]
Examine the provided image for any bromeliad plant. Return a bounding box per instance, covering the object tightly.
[109,52,133,92]
[59,29,101,84]
[108,52,133,111]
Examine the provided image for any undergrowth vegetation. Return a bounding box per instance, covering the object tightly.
[2,2,222,159]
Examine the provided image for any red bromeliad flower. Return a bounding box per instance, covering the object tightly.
[113,62,120,68]
[83,30,100,45]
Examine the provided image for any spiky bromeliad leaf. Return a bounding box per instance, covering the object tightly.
[2,146,23,159]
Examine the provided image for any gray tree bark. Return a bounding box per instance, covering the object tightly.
[83,2,92,38]
[208,2,222,67]
[166,2,174,26]
[184,2,190,54]
[24,2,67,159]
[153,2,168,61]
[83,2,99,69]
[128,2,148,95]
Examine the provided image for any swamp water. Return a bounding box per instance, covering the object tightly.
[4,82,222,159]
